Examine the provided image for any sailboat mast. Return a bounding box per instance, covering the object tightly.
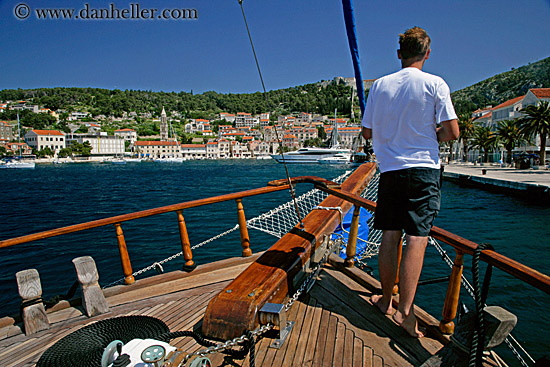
[332,108,338,148]
[17,113,22,159]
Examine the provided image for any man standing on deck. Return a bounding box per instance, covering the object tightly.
[361,26,459,337]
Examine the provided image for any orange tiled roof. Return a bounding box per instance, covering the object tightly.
[180,144,206,148]
[530,88,550,99]
[115,128,136,132]
[31,130,64,136]
[135,141,179,146]
[492,95,524,110]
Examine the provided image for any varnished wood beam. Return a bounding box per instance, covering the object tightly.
[201,163,377,340]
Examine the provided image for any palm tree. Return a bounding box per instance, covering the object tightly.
[517,101,550,164]
[496,120,527,165]
[471,125,498,163]
[458,113,476,161]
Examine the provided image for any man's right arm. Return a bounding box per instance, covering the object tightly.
[362,126,372,140]
[436,119,459,142]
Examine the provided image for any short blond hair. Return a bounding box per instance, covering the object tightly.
[399,27,431,61]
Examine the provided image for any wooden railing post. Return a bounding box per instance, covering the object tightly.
[235,199,252,257]
[439,250,464,334]
[393,237,403,295]
[177,210,194,267]
[115,223,135,285]
[344,205,362,267]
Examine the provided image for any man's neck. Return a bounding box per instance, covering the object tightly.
[401,59,425,70]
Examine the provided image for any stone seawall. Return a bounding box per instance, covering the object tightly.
[443,170,550,205]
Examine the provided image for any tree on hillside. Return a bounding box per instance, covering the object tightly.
[457,113,476,161]
[471,126,498,163]
[76,125,89,133]
[517,101,550,164]
[496,119,527,164]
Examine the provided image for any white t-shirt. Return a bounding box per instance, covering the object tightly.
[362,67,457,173]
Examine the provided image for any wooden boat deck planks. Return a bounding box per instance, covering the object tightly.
[0,248,448,366]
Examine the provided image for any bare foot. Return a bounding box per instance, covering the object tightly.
[393,310,425,338]
[370,294,394,315]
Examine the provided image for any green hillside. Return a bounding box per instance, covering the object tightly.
[1,56,548,120]
[451,56,550,114]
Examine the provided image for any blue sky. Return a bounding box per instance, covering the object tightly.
[1,0,549,94]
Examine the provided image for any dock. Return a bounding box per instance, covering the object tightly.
[443,163,550,204]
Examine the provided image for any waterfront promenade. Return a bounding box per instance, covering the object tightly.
[443,162,550,203]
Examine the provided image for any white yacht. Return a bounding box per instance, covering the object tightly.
[0,160,36,169]
[271,147,350,164]
[318,153,352,164]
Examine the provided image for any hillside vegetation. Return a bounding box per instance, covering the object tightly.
[451,57,550,114]
[1,57,548,119]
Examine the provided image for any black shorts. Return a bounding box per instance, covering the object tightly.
[374,167,441,236]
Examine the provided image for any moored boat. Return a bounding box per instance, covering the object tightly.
[0,160,36,169]
[271,147,351,164]
[318,153,352,164]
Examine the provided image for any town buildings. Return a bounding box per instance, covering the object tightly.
[463,88,550,163]
[2,100,366,161]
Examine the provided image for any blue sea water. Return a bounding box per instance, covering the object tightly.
[0,160,548,364]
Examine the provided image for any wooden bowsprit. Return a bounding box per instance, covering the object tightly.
[201,163,377,340]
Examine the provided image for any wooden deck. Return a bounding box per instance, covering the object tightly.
[0,254,446,367]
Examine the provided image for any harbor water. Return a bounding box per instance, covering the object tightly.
[1,160,548,365]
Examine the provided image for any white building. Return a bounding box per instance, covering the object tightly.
[206,141,219,159]
[134,141,181,158]
[67,132,124,156]
[180,144,207,159]
[67,112,89,121]
[491,96,525,126]
[235,113,259,128]
[230,141,252,158]
[25,130,66,152]
[337,126,362,148]
[219,112,236,123]
[114,128,138,144]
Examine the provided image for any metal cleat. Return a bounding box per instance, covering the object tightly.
[259,303,295,349]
